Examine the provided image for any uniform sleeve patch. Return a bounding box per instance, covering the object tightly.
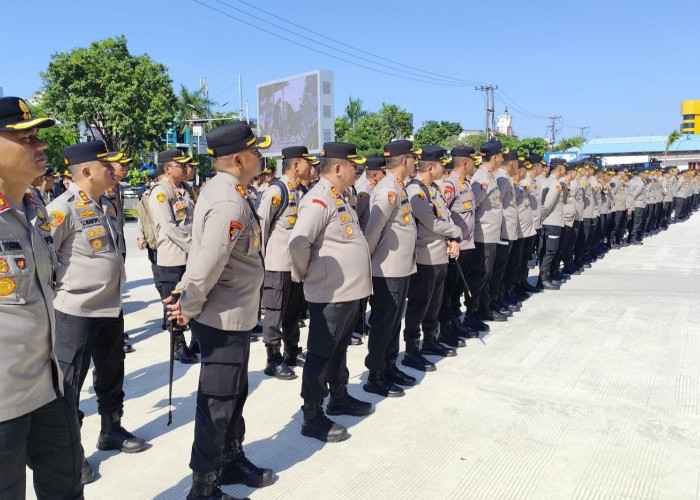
[49,210,65,228]
[312,199,327,208]
[229,220,243,241]
[388,191,398,204]
[271,195,281,206]
[156,193,166,203]
[443,185,454,200]
[0,193,9,212]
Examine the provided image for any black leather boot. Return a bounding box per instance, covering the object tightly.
[81,458,95,485]
[219,439,274,488]
[363,370,404,397]
[264,345,296,380]
[174,330,198,364]
[326,385,373,416]
[401,340,436,372]
[97,411,147,453]
[187,470,241,500]
[421,333,457,357]
[283,344,305,367]
[453,320,479,339]
[301,400,347,442]
[385,363,417,386]
[463,313,490,332]
[437,322,466,348]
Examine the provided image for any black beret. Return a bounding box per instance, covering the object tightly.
[159,149,189,165]
[450,146,477,158]
[418,145,447,162]
[503,149,519,161]
[206,122,271,158]
[480,140,503,157]
[384,139,419,157]
[321,142,366,164]
[63,141,109,167]
[550,158,567,167]
[0,97,55,132]
[365,154,387,171]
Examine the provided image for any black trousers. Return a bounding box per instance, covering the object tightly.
[0,380,83,500]
[366,276,410,372]
[262,271,304,348]
[613,211,626,244]
[301,300,360,401]
[554,225,570,271]
[464,242,497,313]
[353,297,369,335]
[157,265,187,331]
[405,263,448,344]
[189,321,249,473]
[575,218,593,264]
[562,222,578,267]
[54,311,125,420]
[503,238,524,296]
[519,235,536,285]
[489,242,512,302]
[540,225,562,281]
[662,202,671,225]
[438,257,462,323]
[629,207,645,242]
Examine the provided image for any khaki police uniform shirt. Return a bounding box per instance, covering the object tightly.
[149,179,192,266]
[541,175,565,227]
[289,176,372,303]
[521,174,541,230]
[609,176,627,212]
[626,176,647,208]
[176,172,263,331]
[517,176,536,238]
[495,168,518,241]
[677,177,692,198]
[105,183,126,255]
[0,193,61,422]
[600,181,611,215]
[442,172,476,250]
[407,177,462,266]
[471,166,504,243]
[570,178,584,221]
[582,175,595,218]
[562,179,576,227]
[48,182,125,317]
[591,177,602,217]
[364,171,417,278]
[354,172,373,233]
[258,174,301,272]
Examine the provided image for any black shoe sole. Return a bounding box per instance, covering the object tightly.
[301,428,348,443]
[220,470,274,488]
[325,407,373,417]
[362,383,405,398]
[97,441,147,454]
[401,358,436,372]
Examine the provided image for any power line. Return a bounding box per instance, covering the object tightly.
[194,0,477,88]
[214,0,485,87]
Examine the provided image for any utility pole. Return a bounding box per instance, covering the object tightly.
[548,115,561,146]
[579,126,590,140]
[238,74,243,122]
[475,85,498,139]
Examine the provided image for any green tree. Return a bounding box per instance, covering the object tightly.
[335,102,413,154]
[518,137,549,157]
[665,130,681,154]
[377,103,413,142]
[554,136,585,151]
[345,97,366,129]
[495,132,522,153]
[414,120,462,147]
[41,35,177,157]
[335,116,350,140]
[28,102,78,172]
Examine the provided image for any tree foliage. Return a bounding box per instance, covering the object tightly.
[335,100,413,154]
[28,102,78,172]
[40,36,177,157]
[554,136,584,151]
[414,120,462,147]
[665,130,681,153]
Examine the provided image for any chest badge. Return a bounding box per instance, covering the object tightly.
[15,258,26,270]
[0,277,15,296]
[0,258,9,273]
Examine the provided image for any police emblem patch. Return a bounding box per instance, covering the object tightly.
[15,258,25,270]
[271,195,281,206]
[229,221,242,241]
[91,239,103,251]
[156,193,166,203]
[0,258,8,273]
[0,277,15,296]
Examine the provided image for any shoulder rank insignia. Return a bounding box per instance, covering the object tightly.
[287,182,294,190]
[236,184,247,197]
[79,190,90,203]
[330,186,340,198]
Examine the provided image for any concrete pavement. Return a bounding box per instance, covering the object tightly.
[28,213,700,499]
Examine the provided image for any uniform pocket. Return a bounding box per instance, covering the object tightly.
[0,255,31,305]
[198,331,250,396]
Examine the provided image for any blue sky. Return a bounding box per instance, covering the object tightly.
[2,0,695,140]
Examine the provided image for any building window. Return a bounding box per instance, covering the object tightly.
[682,122,694,129]
[322,81,331,95]
[323,105,331,118]
[683,114,696,120]
[323,128,332,142]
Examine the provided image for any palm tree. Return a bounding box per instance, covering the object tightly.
[665,129,682,166]
[345,97,366,129]
[176,85,216,134]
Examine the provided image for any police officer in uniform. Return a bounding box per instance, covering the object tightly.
[167,122,274,499]
[609,168,627,247]
[363,140,418,397]
[438,146,480,341]
[150,149,198,363]
[0,97,84,498]
[404,146,462,369]
[538,158,566,289]
[258,146,318,380]
[48,140,146,483]
[626,167,647,244]
[516,158,539,293]
[465,140,506,324]
[289,142,373,443]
